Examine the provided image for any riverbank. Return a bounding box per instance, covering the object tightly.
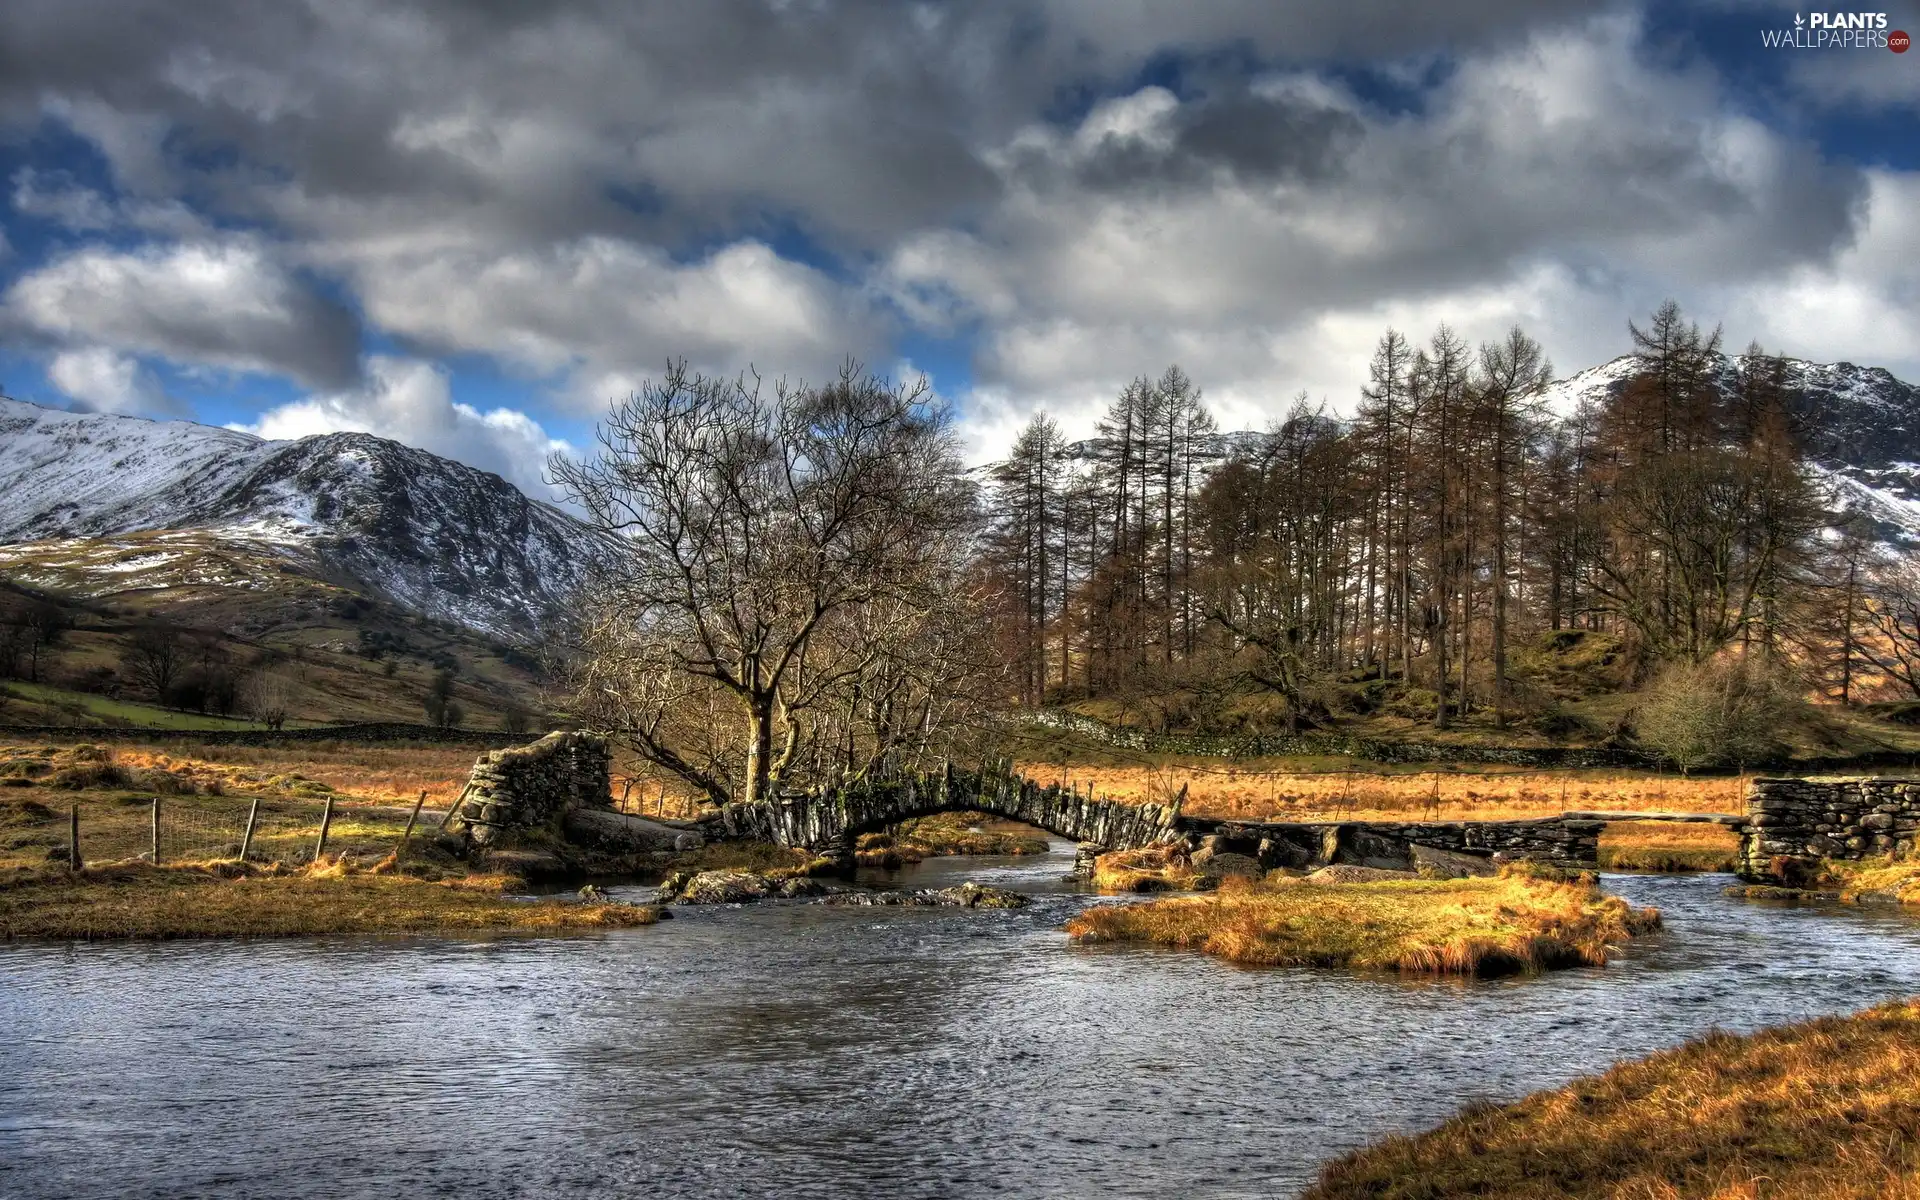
[1065,867,1660,975]
[1306,997,1920,1199]
[0,860,659,940]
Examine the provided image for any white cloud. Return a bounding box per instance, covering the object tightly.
[6,238,359,387]
[46,346,176,415]
[1722,170,1920,377]
[330,236,883,411]
[910,13,1882,443]
[237,355,572,499]
[11,168,116,230]
[3,0,1913,475]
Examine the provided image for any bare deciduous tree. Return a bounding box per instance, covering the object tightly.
[1857,554,1920,699]
[122,623,184,701]
[242,671,294,729]
[555,360,991,806]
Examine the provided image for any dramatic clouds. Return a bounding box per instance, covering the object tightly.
[4,238,359,387]
[45,346,169,415]
[0,0,1914,471]
[238,356,570,499]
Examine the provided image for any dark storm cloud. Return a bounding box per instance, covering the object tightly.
[0,0,1614,248]
[0,0,1905,454]
[1022,85,1367,193]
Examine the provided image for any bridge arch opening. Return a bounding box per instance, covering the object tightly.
[847,810,1062,868]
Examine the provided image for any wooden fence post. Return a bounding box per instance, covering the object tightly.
[239,796,262,862]
[398,790,427,853]
[68,804,81,873]
[313,793,336,861]
[150,797,161,865]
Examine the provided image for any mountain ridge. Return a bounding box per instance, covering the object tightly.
[0,395,608,641]
[1060,353,1920,546]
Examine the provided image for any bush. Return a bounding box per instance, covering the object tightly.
[1634,657,1796,772]
[1384,686,1439,721]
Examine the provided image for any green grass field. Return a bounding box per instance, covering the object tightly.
[2,682,269,730]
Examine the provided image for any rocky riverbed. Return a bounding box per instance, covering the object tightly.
[654,867,1029,909]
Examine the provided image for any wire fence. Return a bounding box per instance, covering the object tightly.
[33,792,440,869]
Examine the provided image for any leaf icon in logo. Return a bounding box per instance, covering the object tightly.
[1794,11,1804,25]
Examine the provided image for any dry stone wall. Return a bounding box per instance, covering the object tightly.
[1175,815,1603,872]
[1023,709,1656,769]
[1740,776,1920,879]
[441,731,612,849]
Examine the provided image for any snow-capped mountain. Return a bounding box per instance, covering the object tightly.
[0,396,609,640]
[1538,354,1920,547]
[1056,354,1920,547]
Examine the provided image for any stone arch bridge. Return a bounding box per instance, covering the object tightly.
[703,760,1183,857]
[440,736,1612,874]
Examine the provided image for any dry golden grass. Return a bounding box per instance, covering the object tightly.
[1306,998,1920,1199]
[1088,844,1206,893]
[1065,867,1659,975]
[0,859,658,940]
[1,739,477,805]
[1599,822,1742,872]
[1827,859,1920,905]
[1019,761,1748,823]
[1,787,424,872]
[135,740,479,805]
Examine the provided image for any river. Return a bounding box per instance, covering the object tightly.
[5,841,1920,1199]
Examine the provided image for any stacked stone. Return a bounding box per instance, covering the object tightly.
[703,760,1182,854]
[442,731,612,848]
[1174,815,1603,872]
[1740,776,1920,879]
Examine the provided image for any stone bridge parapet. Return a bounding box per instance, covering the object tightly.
[701,760,1183,855]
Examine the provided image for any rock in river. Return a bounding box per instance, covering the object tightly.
[822,882,1030,909]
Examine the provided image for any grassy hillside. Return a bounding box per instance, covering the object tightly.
[0,536,553,730]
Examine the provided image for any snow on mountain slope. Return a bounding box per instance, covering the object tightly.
[0,396,609,640]
[1532,353,1920,547]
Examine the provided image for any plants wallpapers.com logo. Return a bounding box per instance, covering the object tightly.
[1761,10,1910,49]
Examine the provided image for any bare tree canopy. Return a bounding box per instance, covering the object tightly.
[554,360,995,807]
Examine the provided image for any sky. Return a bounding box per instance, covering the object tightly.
[0,0,1916,499]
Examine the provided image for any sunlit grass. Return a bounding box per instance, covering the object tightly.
[1306,998,1920,1199]
[1017,761,1748,823]
[1087,845,1206,893]
[1598,821,1741,872]
[1065,867,1659,975]
[0,859,658,940]
[1827,858,1920,905]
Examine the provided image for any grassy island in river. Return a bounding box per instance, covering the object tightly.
[1066,866,1660,975]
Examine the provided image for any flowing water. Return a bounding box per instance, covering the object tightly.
[5,843,1920,1199]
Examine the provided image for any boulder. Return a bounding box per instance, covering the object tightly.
[1410,844,1498,879]
[821,883,1030,909]
[479,849,570,882]
[1196,851,1264,880]
[672,869,775,905]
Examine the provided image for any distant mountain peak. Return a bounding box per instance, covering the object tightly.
[0,395,607,640]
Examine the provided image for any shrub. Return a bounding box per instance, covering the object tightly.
[1634,657,1795,772]
[1384,686,1439,721]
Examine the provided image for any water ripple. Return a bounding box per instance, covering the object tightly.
[4,850,1920,1199]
